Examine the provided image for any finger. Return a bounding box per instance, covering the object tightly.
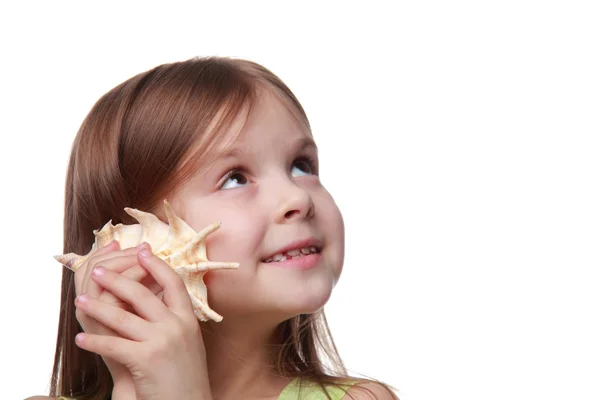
[75,294,149,341]
[91,266,170,322]
[83,242,149,293]
[75,305,121,341]
[120,264,162,295]
[75,331,138,366]
[86,254,138,298]
[97,267,162,312]
[81,241,127,295]
[75,240,119,296]
[84,243,150,298]
[136,274,163,298]
[138,249,193,315]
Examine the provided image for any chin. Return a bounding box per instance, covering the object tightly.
[277,279,334,316]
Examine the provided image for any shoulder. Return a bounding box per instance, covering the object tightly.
[342,381,399,400]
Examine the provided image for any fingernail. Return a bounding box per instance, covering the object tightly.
[139,250,151,258]
[92,267,105,277]
[76,294,88,304]
[136,242,148,249]
[75,333,85,343]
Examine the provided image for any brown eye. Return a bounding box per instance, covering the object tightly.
[291,157,316,177]
[220,171,248,190]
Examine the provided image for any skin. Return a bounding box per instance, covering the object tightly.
[27,91,397,399]
[173,90,345,320]
[167,89,346,399]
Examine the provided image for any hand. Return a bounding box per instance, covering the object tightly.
[74,241,160,399]
[74,248,212,400]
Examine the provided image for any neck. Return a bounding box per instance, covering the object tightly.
[202,315,291,399]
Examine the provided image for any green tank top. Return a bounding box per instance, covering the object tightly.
[279,378,353,399]
[58,378,353,400]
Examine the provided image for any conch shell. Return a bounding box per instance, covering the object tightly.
[55,200,238,322]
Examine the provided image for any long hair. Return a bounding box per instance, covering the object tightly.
[50,56,393,399]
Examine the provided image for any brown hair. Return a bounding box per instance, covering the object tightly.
[50,56,395,399]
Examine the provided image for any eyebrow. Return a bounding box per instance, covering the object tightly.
[219,136,317,160]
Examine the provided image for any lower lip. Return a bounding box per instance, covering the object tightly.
[263,253,321,270]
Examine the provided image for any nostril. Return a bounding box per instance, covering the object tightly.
[284,210,299,218]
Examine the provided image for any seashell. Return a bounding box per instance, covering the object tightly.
[55,199,239,322]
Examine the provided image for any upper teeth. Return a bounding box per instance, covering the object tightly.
[264,246,319,263]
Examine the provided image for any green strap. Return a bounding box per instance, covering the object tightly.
[278,378,354,400]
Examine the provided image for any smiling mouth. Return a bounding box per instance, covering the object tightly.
[262,246,321,263]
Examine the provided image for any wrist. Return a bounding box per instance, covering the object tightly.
[112,378,136,400]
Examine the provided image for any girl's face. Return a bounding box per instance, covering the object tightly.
[168,91,345,322]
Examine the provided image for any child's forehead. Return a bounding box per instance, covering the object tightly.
[254,87,311,131]
[217,90,312,149]
[211,120,315,162]
[182,87,314,176]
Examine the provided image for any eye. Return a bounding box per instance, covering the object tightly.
[220,168,248,190]
[291,156,317,177]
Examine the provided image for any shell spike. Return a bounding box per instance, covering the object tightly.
[195,221,222,240]
[163,200,197,238]
[124,207,167,245]
[188,222,221,259]
[94,219,118,248]
[174,261,239,274]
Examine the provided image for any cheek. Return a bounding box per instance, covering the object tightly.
[202,215,261,309]
[204,211,264,265]
[319,192,345,275]
[319,190,345,238]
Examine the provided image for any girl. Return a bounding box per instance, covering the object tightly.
[29,57,398,400]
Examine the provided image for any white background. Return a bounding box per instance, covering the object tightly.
[1,1,599,399]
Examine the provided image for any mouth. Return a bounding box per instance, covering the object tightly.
[262,245,321,263]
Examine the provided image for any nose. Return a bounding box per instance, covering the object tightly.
[273,178,315,223]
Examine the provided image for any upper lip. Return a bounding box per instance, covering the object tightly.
[262,237,322,260]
